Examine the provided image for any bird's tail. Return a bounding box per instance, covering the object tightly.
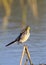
[5,39,17,47]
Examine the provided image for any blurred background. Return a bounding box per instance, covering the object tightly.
[0,0,46,65]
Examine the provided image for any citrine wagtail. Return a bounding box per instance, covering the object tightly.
[5,26,30,47]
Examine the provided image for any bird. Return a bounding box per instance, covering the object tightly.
[5,26,31,47]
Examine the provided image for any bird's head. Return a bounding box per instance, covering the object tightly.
[26,26,31,32]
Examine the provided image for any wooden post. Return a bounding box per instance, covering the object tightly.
[20,45,26,65]
[20,45,33,65]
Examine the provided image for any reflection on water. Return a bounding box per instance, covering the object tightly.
[1,0,38,29]
[0,0,46,65]
[1,0,13,29]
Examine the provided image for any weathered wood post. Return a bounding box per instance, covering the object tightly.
[20,45,33,65]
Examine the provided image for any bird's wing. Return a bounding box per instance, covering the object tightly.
[5,27,27,46]
[20,31,27,39]
[5,32,23,47]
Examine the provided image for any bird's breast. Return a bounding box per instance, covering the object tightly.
[19,33,30,43]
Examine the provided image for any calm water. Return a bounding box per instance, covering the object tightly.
[0,0,46,65]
